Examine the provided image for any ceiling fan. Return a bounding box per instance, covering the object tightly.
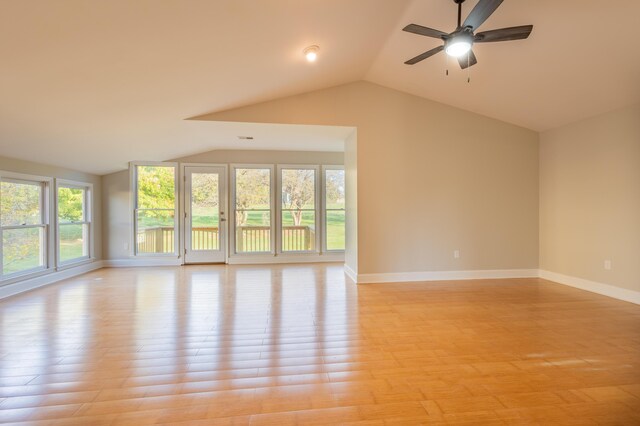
[403,0,533,69]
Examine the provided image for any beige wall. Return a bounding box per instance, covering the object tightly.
[344,130,358,274]
[102,170,131,260]
[0,155,103,260]
[102,150,344,260]
[174,149,343,165]
[540,103,640,292]
[197,81,540,275]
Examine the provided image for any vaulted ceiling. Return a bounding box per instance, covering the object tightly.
[1,0,639,174]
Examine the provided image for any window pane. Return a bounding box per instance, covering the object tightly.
[60,223,88,262]
[325,169,345,209]
[2,227,44,275]
[281,169,315,209]
[326,210,346,251]
[234,168,272,254]
[58,187,85,223]
[0,181,42,226]
[136,166,175,209]
[136,210,175,254]
[282,210,315,251]
[236,211,270,253]
[235,168,270,209]
[191,173,219,251]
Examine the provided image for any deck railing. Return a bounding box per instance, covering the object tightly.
[191,227,219,250]
[281,226,315,251]
[137,225,315,253]
[236,226,271,252]
[136,226,175,253]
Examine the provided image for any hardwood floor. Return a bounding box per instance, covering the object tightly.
[1,264,639,425]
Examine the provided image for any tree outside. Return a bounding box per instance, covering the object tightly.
[58,187,87,262]
[281,169,315,227]
[1,181,43,275]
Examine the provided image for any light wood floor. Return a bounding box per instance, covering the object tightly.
[0,264,639,425]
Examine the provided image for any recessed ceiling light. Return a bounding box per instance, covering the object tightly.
[237,136,254,140]
[303,45,319,62]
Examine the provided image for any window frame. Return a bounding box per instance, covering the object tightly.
[277,164,320,254]
[0,171,53,282]
[130,161,179,257]
[322,165,346,253]
[230,164,276,256]
[55,179,93,268]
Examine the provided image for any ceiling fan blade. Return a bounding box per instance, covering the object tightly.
[475,25,533,42]
[403,24,448,40]
[404,45,444,65]
[462,0,503,31]
[458,50,478,69]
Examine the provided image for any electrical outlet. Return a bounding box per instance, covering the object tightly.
[124,242,129,252]
[454,250,460,259]
[604,260,612,270]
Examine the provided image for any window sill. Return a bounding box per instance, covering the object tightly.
[56,257,95,272]
[0,268,50,287]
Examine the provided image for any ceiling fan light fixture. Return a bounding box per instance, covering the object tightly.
[445,33,473,57]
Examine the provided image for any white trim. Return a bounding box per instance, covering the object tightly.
[539,270,640,305]
[344,264,357,283]
[227,253,344,265]
[0,170,52,182]
[356,269,539,284]
[0,260,104,299]
[103,258,182,268]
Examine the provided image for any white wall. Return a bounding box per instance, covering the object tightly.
[540,103,640,293]
[195,81,540,276]
[102,149,344,260]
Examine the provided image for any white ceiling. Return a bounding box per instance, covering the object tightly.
[1,0,639,175]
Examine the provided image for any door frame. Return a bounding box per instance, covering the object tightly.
[180,163,228,264]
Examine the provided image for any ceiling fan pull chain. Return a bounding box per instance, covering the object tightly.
[467,53,471,83]
[445,53,449,76]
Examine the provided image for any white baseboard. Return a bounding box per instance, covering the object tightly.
[0,260,105,299]
[344,264,357,283]
[356,268,539,284]
[227,254,344,265]
[103,258,182,267]
[539,270,640,305]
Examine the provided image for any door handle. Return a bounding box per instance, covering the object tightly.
[220,218,227,222]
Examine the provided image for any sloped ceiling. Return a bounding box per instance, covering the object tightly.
[1,0,639,174]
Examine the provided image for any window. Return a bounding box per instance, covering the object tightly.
[233,167,273,253]
[1,177,48,278]
[324,167,345,251]
[133,164,177,255]
[57,182,91,264]
[280,167,318,252]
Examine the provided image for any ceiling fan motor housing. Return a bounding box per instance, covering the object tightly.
[446,29,473,46]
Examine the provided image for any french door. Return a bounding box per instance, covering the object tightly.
[184,166,227,263]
